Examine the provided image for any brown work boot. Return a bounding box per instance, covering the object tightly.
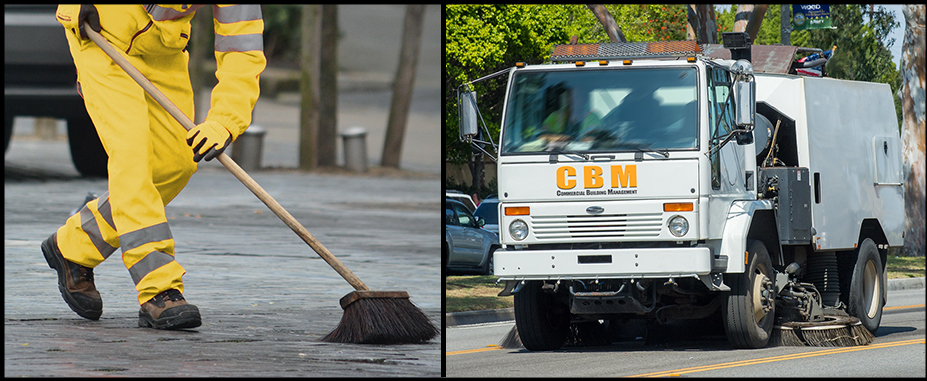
[138,289,201,330]
[41,233,103,320]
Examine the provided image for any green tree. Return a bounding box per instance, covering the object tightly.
[445,5,573,193]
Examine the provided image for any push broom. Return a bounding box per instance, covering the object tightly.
[86,28,438,344]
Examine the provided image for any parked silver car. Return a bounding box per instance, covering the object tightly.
[445,198,498,275]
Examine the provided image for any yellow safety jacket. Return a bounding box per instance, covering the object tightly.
[54,4,265,305]
[56,4,266,139]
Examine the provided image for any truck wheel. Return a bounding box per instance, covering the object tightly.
[723,240,776,348]
[846,238,884,334]
[514,281,570,351]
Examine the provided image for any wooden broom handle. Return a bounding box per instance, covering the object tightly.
[86,28,370,292]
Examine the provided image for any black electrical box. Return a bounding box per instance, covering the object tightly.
[760,167,812,244]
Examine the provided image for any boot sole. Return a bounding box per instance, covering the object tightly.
[42,235,103,320]
[139,305,202,330]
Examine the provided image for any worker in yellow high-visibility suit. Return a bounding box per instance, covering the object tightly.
[42,4,266,330]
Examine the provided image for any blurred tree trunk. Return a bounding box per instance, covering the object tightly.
[381,4,425,168]
[189,6,212,124]
[733,4,767,42]
[586,4,626,42]
[299,5,321,170]
[686,4,718,44]
[318,4,338,167]
[901,4,926,256]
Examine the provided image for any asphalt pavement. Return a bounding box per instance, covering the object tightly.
[5,5,441,376]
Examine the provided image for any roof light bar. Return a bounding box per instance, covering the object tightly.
[550,40,702,62]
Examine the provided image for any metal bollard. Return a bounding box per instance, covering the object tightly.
[231,125,266,171]
[340,126,368,172]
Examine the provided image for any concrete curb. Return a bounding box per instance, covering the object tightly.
[444,277,925,328]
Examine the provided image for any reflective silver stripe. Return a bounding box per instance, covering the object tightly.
[214,33,263,52]
[79,206,119,259]
[213,4,263,23]
[128,251,176,285]
[96,192,116,231]
[119,222,173,253]
[146,4,202,21]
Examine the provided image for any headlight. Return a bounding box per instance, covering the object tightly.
[668,215,689,237]
[509,219,528,241]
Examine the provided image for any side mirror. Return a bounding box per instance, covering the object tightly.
[734,80,755,127]
[458,90,478,139]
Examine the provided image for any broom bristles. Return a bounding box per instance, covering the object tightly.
[500,325,522,348]
[322,295,438,344]
[770,317,874,347]
[771,325,807,346]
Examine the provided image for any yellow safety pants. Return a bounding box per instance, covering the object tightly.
[55,27,197,305]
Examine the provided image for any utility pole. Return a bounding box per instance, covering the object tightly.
[780,4,791,45]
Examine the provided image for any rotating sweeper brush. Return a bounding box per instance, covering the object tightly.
[768,263,874,347]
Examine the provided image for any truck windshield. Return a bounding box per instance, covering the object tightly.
[501,67,698,155]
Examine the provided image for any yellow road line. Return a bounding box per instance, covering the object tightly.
[446,345,504,356]
[884,304,925,311]
[631,338,926,377]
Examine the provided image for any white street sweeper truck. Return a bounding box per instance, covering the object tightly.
[456,33,904,350]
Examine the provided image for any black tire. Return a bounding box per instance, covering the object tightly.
[514,281,570,351]
[481,246,497,275]
[67,115,108,178]
[846,238,884,334]
[723,240,776,349]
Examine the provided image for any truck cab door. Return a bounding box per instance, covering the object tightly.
[707,67,752,235]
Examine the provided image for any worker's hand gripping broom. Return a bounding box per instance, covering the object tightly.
[86,28,437,344]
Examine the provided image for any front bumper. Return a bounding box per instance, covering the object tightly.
[494,246,712,280]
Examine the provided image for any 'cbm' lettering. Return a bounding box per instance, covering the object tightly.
[557,165,637,189]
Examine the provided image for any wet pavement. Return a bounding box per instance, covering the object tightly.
[5,156,441,377]
[5,5,442,376]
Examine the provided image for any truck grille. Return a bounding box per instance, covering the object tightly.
[531,213,663,240]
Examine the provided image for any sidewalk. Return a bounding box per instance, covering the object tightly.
[445,277,927,328]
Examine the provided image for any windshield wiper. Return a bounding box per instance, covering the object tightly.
[548,150,590,164]
[613,142,669,160]
[634,148,669,161]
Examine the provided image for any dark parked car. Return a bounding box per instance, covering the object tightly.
[5,4,108,177]
[445,198,498,275]
[473,195,499,236]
